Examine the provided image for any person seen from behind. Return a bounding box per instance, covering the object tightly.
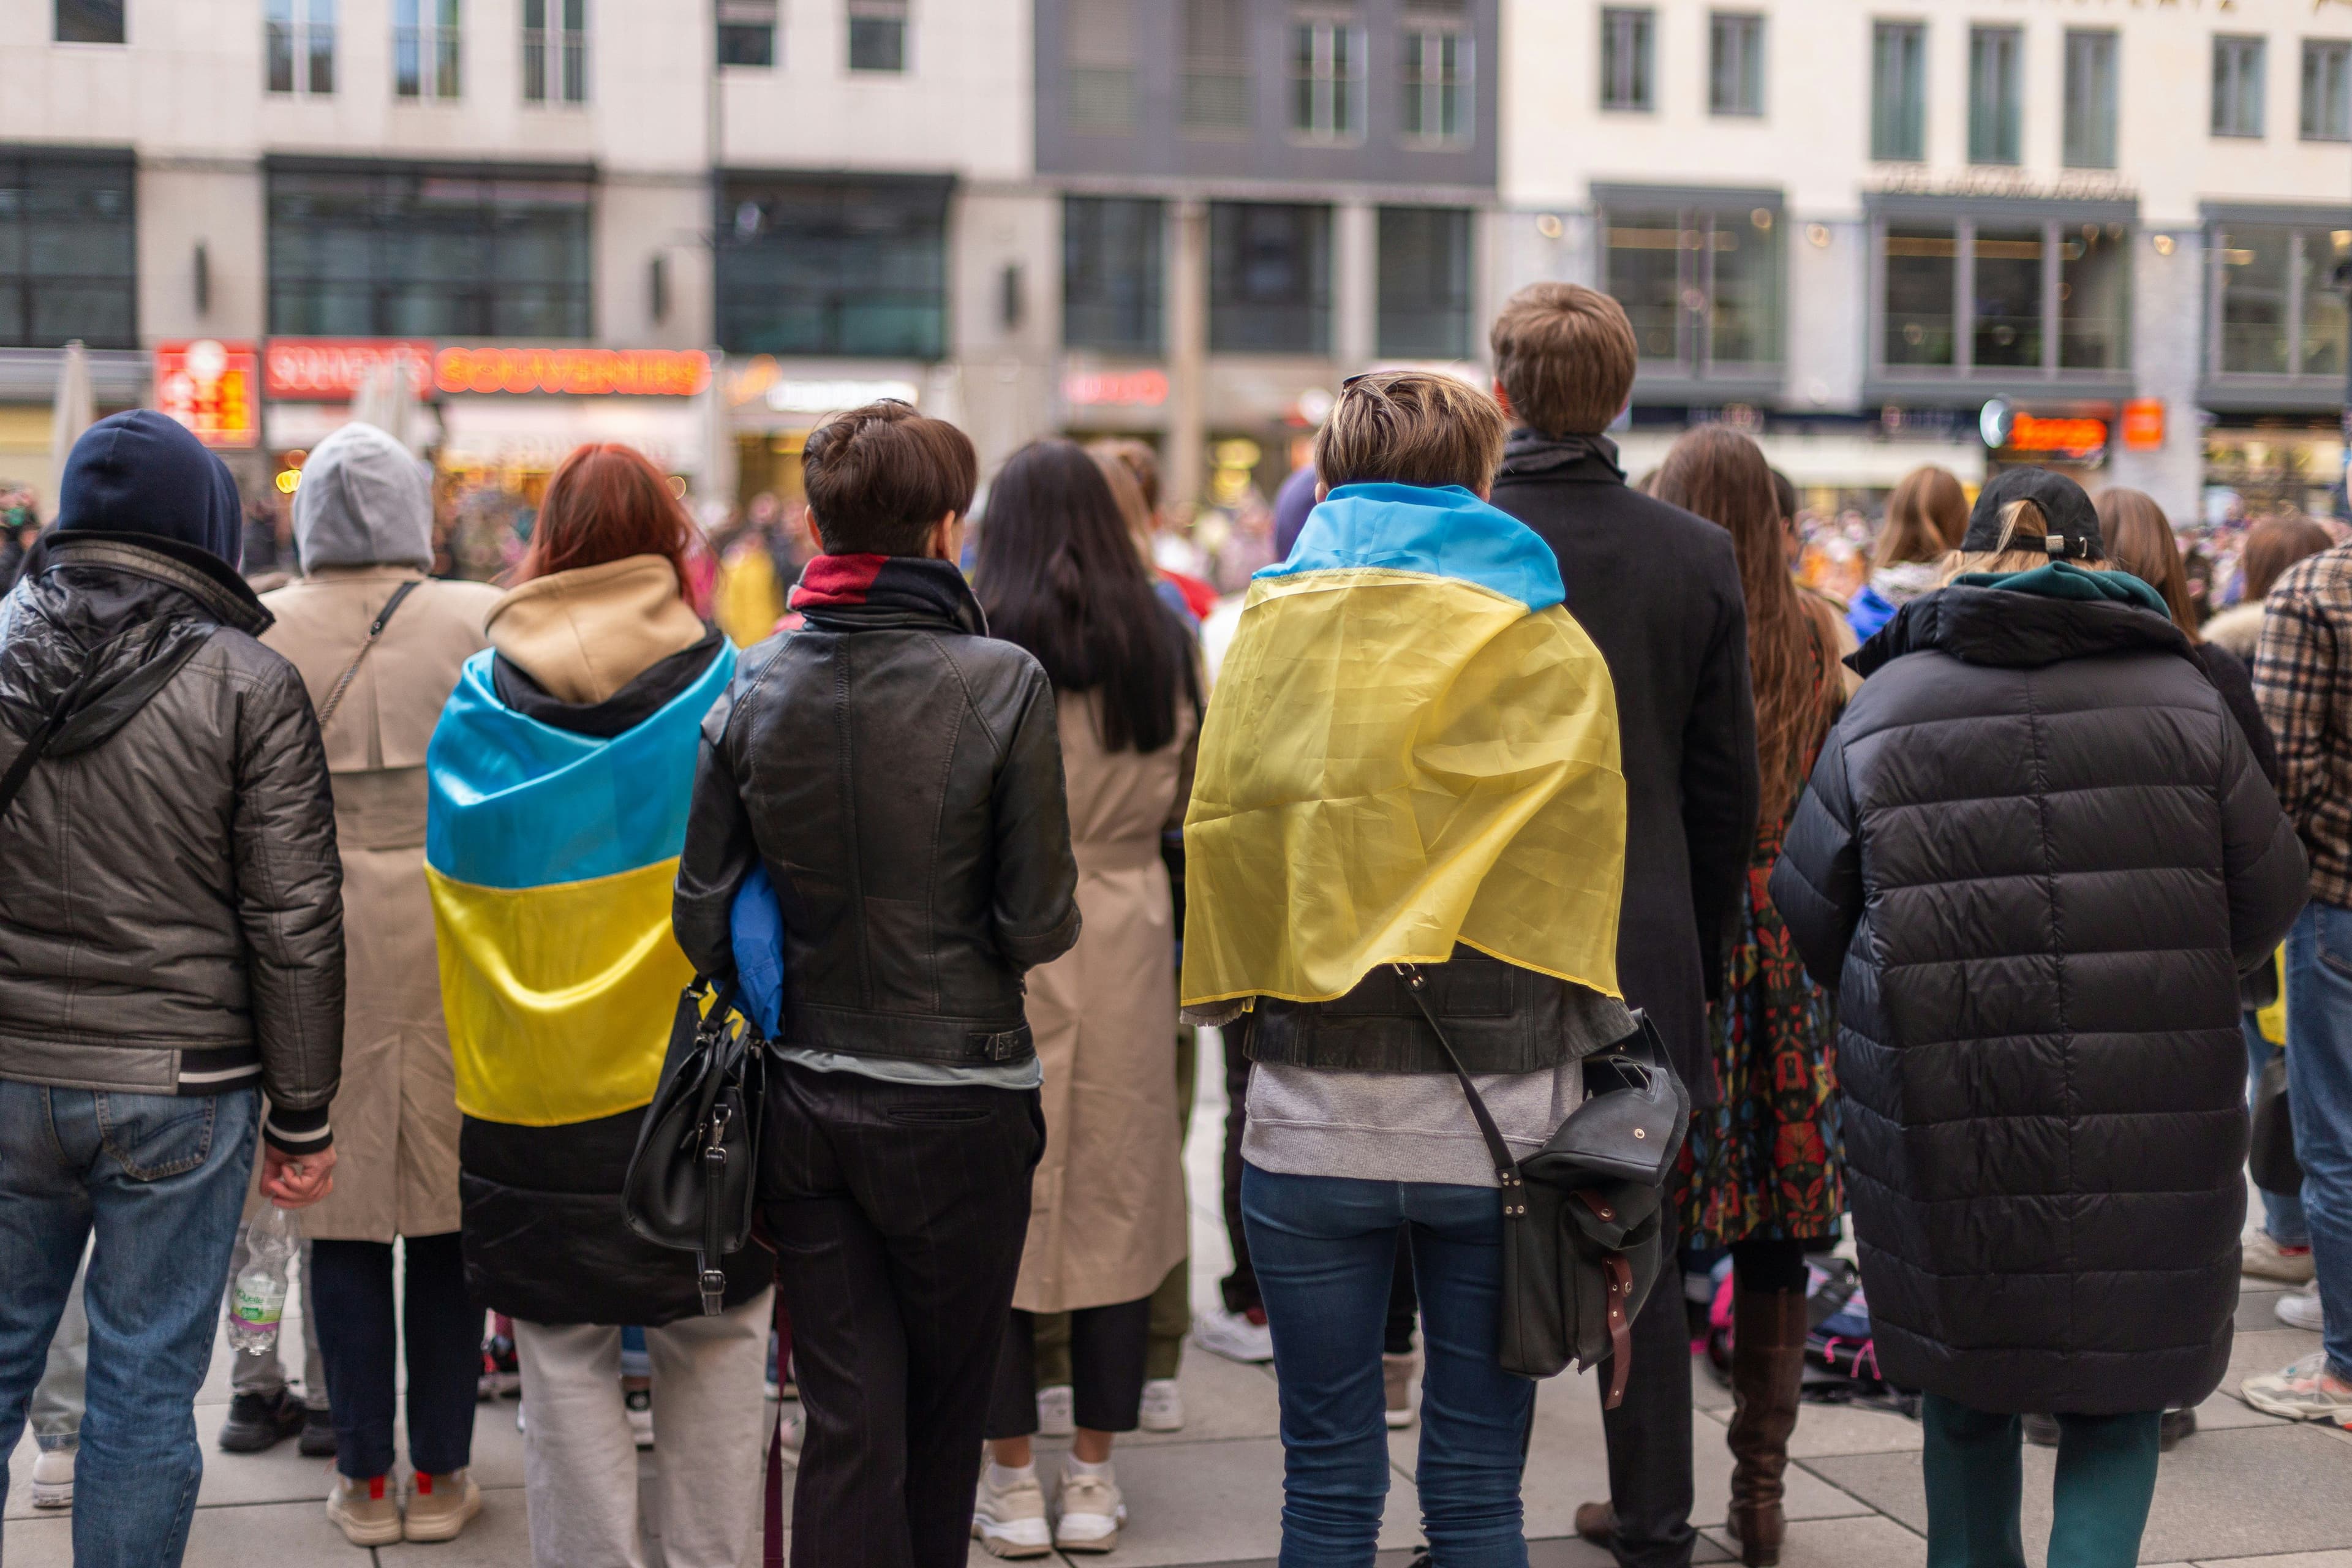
[1487,283,1759,1568]
[0,411,344,1568]
[1182,371,1633,1568]
[1771,469,2307,1566]
[1847,464,1967,643]
[2205,513,2335,664]
[260,421,503,1546]
[1650,428,1846,1567]
[673,401,1080,1568]
[426,443,774,1568]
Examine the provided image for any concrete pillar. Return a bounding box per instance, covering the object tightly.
[1335,199,1376,366]
[1166,197,1209,515]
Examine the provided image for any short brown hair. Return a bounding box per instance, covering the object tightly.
[1489,282,1639,437]
[1312,371,1509,492]
[2242,512,2335,601]
[802,401,978,556]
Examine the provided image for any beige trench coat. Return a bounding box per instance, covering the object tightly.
[257,567,500,1242]
[1012,689,1198,1315]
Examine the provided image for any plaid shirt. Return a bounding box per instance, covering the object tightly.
[2255,543,2352,908]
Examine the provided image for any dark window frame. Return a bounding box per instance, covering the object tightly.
[1208,200,1332,355]
[1600,7,1655,113]
[1871,20,1926,162]
[848,0,908,74]
[2303,39,2352,142]
[1597,186,1786,391]
[55,1,126,45]
[0,147,138,350]
[1708,12,1765,118]
[267,0,339,94]
[2062,29,2117,169]
[1289,12,1366,145]
[1064,0,1139,134]
[2203,210,2352,398]
[715,172,951,360]
[1968,25,2024,165]
[1063,195,1164,354]
[1399,21,1472,146]
[1376,205,1472,360]
[2213,34,2267,138]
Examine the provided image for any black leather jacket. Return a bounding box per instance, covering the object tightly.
[674,556,1080,1065]
[0,533,344,1149]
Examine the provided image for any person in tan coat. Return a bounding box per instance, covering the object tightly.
[968,440,1200,1557]
[258,421,500,1548]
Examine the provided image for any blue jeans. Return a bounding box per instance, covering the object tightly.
[2287,903,2352,1381]
[2244,1012,2311,1246]
[1243,1165,1536,1568]
[0,1083,260,1566]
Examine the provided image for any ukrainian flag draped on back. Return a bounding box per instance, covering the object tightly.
[424,643,736,1127]
[1180,483,1625,1012]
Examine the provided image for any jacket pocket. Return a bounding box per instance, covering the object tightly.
[96,1092,221,1181]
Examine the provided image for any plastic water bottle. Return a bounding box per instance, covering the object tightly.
[225,1204,299,1356]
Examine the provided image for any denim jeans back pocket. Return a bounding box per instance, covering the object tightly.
[94,1092,220,1182]
[2313,903,2352,984]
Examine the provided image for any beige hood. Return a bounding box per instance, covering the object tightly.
[485,554,707,704]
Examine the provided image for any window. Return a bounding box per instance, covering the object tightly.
[1602,197,1782,378]
[1064,196,1163,352]
[717,0,776,67]
[1600,9,1654,111]
[1968,27,2022,164]
[0,150,137,349]
[1209,202,1330,353]
[2212,222,2352,380]
[1871,21,1926,162]
[1401,23,1471,145]
[717,175,949,358]
[848,0,907,74]
[1066,0,1137,132]
[1709,13,1763,117]
[2304,40,2351,141]
[267,0,337,94]
[268,160,594,337]
[2214,36,2266,137]
[55,1,124,43]
[1183,0,1251,133]
[2062,30,2117,168]
[1377,207,1471,359]
[395,0,460,99]
[522,0,587,102]
[1874,210,2132,378]
[1290,15,1363,141]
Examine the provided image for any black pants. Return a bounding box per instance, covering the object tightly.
[1220,1044,1260,1314]
[986,1297,1151,1438]
[1730,1237,1807,1292]
[760,1062,1043,1568]
[308,1233,479,1481]
[1599,1200,1695,1568]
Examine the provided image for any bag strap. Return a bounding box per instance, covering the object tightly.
[0,649,113,823]
[1393,964,1528,1216]
[312,579,421,734]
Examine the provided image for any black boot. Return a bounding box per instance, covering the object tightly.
[217,1387,307,1453]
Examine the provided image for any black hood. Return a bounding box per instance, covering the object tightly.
[1852,581,2192,678]
[1496,429,1627,483]
[55,410,247,571]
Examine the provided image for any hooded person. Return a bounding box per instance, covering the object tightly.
[0,410,344,1568]
[1770,467,2309,1567]
[255,421,503,1545]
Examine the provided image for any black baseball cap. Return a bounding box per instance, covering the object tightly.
[1961,467,2103,561]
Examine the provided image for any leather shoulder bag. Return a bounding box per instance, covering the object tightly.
[622,976,766,1314]
[1395,963,1690,1402]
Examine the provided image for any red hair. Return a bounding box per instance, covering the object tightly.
[516,443,694,599]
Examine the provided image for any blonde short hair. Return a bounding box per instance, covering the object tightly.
[1489,282,1640,437]
[1312,370,1509,493]
[1942,499,2119,582]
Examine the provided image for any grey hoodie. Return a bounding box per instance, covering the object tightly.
[293,421,434,571]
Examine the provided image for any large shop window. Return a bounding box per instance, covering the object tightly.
[1209,202,1330,355]
[2209,219,2351,386]
[717,174,949,360]
[1873,203,2133,384]
[1065,196,1163,353]
[0,149,137,349]
[1377,206,1471,360]
[1599,192,1782,385]
[267,160,593,339]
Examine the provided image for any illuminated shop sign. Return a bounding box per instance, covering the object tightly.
[765,377,921,413]
[155,339,260,449]
[263,339,710,400]
[265,339,437,402]
[1979,398,2110,462]
[1063,369,1170,408]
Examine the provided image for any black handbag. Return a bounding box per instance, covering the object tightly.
[1396,964,1689,1402]
[622,977,766,1314]
[2250,1050,2302,1197]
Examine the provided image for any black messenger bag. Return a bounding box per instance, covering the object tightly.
[622,978,766,1314]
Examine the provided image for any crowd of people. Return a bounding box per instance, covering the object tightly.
[0,280,2346,1568]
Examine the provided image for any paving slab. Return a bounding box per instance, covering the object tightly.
[1696,1512,1926,1568]
[375,1482,530,1566]
[1697,1397,1925,1459]
[2193,1553,2352,1567]
[1122,1349,1282,1447]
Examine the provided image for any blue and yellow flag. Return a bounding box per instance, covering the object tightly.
[1180,483,1625,1012]
[424,644,735,1127]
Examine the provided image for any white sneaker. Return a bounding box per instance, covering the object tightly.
[1194,1306,1274,1363]
[973,1464,1053,1559]
[1139,1378,1184,1432]
[1054,1464,1128,1553]
[29,1447,74,1509]
[2240,1349,2352,1421]
[1384,1352,1419,1430]
[2244,1231,2319,1284]
[2277,1281,2326,1333]
[1038,1382,1076,1437]
[625,1385,654,1450]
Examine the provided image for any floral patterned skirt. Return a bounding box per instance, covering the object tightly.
[1677,816,1845,1249]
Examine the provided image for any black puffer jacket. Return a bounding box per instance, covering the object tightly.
[1771,568,2308,1414]
[0,533,343,1151]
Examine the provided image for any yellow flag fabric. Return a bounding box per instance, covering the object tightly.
[1180,483,1626,1012]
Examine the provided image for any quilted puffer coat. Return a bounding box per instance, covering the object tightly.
[1771,565,2307,1414]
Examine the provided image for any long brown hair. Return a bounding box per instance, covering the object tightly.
[1655,426,1839,822]
[1875,465,1969,567]
[2095,488,2198,639]
[516,443,694,599]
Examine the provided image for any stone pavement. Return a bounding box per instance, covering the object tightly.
[7,1028,2350,1566]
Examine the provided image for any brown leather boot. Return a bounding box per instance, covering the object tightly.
[1725,1282,1808,1566]
[1572,1501,1616,1546]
